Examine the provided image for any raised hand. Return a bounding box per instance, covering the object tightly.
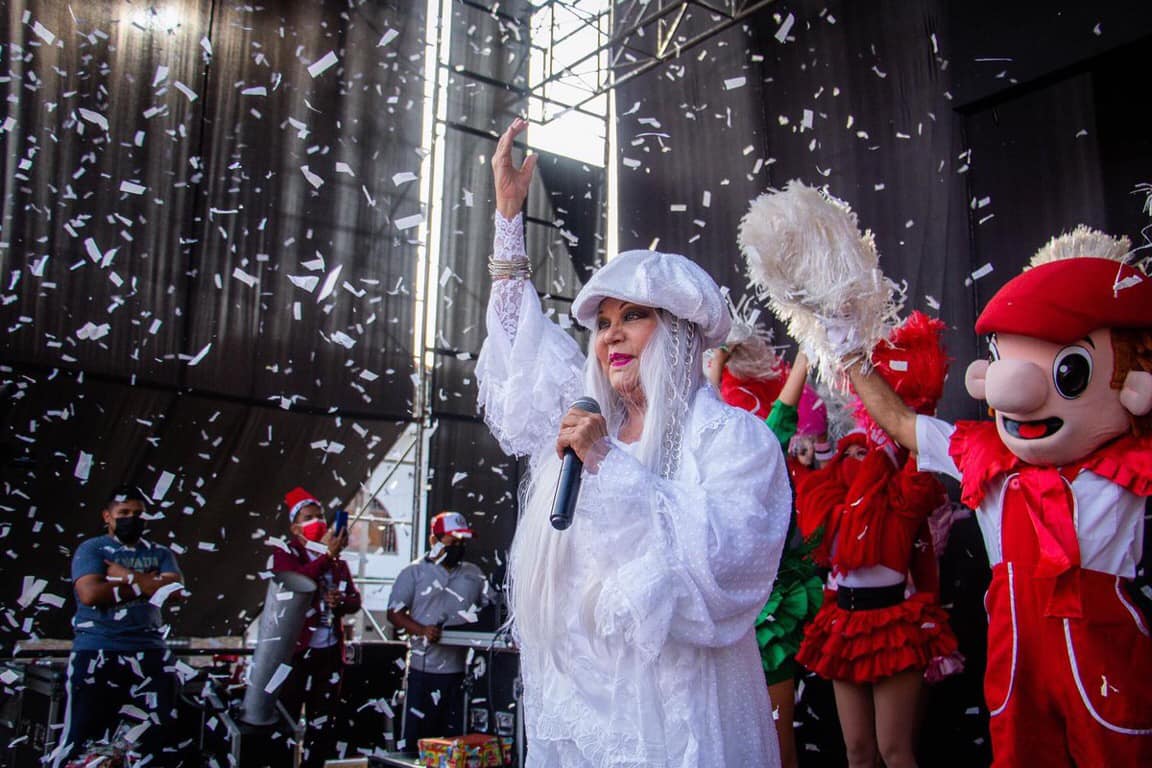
[492,117,538,219]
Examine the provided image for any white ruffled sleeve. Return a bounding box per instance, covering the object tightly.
[580,401,791,659]
[475,212,586,458]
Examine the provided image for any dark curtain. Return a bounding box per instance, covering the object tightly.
[0,0,426,649]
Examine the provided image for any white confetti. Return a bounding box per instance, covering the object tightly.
[241,86,267,96]
[78,108,109,132]
[377,29,399,47]
[335,162,354,176]
[774,13,795,43]
[392,171,418,187]
[75,452,93,482]
[232,267,259,287]
[119,181,146,195]
[173,81,199,102]
[84,238,103,262]
[1116,274,1144,291]
[17,577,47,608]
[264,663,293,694]
[394,213,424,231]
[300,166,324,189]
[307,50,339,79]
[187,343,212,366]
[76,322,111,341]
[317,265,342,303]
[152,471,175,501]
[723,77,746,90]
[288,275,319,292]
[964,263,994,286]
[330,331,356,349]
[32,20,55,45]
[149,582,183,607]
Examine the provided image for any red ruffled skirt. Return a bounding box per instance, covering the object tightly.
[795,589,957,684]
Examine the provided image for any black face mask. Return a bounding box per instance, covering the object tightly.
[441,544,467,568]
[113,516,144,544]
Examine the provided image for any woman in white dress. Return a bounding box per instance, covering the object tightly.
[476,118,792,768]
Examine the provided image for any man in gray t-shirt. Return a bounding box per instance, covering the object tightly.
[387,511,492,748]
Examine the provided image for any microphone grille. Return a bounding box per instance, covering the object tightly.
[570,396,601,414]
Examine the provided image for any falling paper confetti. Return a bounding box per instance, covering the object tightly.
[307,51,339,79]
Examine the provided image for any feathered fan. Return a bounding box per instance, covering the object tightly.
[738,180,901,388]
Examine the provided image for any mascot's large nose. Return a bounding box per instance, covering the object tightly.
[984,359,1049,414]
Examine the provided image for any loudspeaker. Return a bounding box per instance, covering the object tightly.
[327,643,407,759]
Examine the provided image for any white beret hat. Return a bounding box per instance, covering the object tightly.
[571,250,731,348]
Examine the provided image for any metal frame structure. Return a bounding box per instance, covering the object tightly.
[529,0,777,120]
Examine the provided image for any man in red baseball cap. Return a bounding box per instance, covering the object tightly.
[387,511,492,750]
[846,227,1152,766]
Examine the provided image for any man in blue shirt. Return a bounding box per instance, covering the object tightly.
[52,485,184,767]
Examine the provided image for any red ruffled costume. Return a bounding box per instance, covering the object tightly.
[794,440,958,683]
[795,313,959,684]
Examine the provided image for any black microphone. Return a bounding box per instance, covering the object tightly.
[550,396,602,531]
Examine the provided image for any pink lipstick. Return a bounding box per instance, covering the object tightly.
[608,353,633,367]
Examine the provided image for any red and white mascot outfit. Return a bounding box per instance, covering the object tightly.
[914,232,1152,766]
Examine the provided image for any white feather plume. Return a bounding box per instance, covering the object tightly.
[1028,224,1131,268]
[738,180,901,388]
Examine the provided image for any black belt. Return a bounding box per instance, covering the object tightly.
[837,583,906,611]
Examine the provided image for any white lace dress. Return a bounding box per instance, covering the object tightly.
[476,213,791,768]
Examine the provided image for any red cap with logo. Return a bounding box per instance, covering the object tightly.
[431,511,474,539]
[976,258,1152,344]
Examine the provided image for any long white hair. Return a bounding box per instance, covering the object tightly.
[507,310,703,652]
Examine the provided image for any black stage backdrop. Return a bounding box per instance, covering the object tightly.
[613,1,1152,765]
[0,0,425,646]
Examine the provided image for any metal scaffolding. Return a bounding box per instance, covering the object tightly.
[529,0,777,120]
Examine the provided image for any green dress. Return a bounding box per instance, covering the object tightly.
[757,400,825,686]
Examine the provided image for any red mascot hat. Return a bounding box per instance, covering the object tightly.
[976,233,1152,345]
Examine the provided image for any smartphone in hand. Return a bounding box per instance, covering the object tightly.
[332,509,349,536]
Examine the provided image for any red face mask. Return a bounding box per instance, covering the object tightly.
[299,518,328,543]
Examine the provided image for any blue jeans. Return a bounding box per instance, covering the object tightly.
[53,649,178,767]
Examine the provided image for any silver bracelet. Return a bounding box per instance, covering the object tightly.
[489,257,532,280]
